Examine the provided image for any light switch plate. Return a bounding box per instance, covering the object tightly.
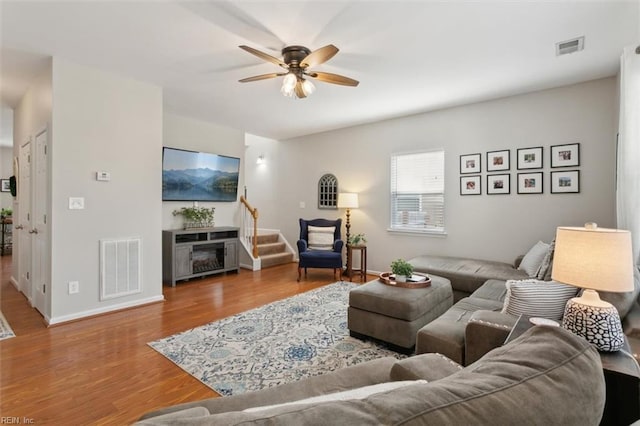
[69,197,85,210]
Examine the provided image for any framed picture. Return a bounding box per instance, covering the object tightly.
[460,153,481,174]
[0,179,9,193]
[487,174,510,195]
[486,150,510,172]
[551,170,580,193]
[460,175,481,195]
[551,143,580,168]
[517,172,543,194]
[517,147,543,169]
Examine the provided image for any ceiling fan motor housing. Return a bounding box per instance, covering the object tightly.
[282,46,311,68]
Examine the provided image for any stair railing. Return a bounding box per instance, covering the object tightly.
[240,195,259,258]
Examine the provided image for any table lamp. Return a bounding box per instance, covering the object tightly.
[552,223,634,352]
[337,193,359,275]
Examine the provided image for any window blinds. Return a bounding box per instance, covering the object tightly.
[390,150,445,232]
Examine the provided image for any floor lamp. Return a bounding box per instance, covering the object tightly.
[337,193,359,275]
[552,223,634,352]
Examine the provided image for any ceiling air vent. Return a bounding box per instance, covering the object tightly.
[556,37,584,56]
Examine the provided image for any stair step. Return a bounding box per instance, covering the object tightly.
[256,233,279,244]
[261,252,294,269]
[258,241,286,256]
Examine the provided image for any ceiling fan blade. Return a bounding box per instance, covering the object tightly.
[300,44,339,68]
[306,71,359,87]
[239,45,287,69]
[239,73,285,83]
[294,81,307,98]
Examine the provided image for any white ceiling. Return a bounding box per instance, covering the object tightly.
[1,1,638,145]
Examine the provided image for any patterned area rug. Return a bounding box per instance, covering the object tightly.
[0,311,16,341]
[148,281,404,396]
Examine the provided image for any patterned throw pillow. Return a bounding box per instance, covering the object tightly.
[536,239,555,280]
[518,241,550,277]
[307,226,335,251]
[501,279,579,320]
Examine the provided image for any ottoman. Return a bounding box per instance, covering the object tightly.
[348,275,453,352]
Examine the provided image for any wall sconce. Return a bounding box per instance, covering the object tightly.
[256,155,265,165]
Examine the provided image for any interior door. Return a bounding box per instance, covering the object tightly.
[18,138,32,302]
[31,128,48,315]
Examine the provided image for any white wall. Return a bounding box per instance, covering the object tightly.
[162,113,245,230]
[246,78,618,272]
[244,134,279,229]
[49,58,164,322]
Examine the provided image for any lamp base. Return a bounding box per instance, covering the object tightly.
[562,291,624,352]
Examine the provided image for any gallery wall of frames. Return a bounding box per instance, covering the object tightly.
[459,143,580,196]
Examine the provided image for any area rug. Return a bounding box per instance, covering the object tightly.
[148,281,404,396]
[0,311,16,341]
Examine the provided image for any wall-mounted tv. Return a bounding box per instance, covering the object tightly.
[162,147,240,202]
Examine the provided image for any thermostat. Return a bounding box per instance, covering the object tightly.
[96,171,111,181]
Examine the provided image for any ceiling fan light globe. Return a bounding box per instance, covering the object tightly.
[280,85,295,98]
[282,73,297,91]
[302,79,315,96]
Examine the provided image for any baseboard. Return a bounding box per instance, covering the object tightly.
[10,276,19,290]
[46,295,165,326]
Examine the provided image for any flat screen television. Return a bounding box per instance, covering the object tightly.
[162,147,240,202]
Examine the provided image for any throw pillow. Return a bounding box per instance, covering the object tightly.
[307,225,335,251]
[243,380,428,413]
[501,279,578,320]
[536,239,555,280]
[518,241,549,277]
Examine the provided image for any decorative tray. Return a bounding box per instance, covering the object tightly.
[379,272,431,288]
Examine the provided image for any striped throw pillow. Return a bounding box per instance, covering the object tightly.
[501,279,578,320]
[307,226,335,251]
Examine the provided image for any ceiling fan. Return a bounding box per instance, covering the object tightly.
[238,44,359,98]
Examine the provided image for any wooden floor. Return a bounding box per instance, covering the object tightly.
[0,255,370,425]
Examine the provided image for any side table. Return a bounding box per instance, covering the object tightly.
[505,315,640,426]
[345,245,367,282]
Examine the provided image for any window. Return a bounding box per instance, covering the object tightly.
[390,150,445,233]
[318,174,338,209]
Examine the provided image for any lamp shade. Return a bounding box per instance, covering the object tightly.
[552,225,633,293]
[337,193,359,209]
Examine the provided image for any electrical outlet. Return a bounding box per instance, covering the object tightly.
[68,281,79,294]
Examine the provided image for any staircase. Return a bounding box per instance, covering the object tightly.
[257,233,294,268]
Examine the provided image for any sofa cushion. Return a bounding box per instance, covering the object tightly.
[409,255,529,296]
[518,241,549,277]
[501,279,578,320]
[307,225,335,250]
[599,264,640,319]
[244,380,427,413]
[470,279,507,302]
[416,297,503,364]
[390,353,462,381]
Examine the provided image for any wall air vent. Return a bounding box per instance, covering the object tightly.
[556,37,584,56]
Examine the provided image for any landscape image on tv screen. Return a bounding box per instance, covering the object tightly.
[162,147,240,202]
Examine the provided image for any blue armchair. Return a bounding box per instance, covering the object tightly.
[297,218,344,282]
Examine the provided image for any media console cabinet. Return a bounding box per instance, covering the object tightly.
[162,227,239,286]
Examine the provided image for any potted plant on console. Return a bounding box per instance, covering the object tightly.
[173,206,215,229]
[391,258,414,283]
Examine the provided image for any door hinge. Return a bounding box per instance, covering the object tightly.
[27,213,30,221]
[43,284,46,293]
[44,214,46,224]
[28,154,31,163]
[44,145,47,155]
[27,272,30,280]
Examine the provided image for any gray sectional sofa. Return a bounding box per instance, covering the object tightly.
[409,253,640,366]
[137,326,605,425]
